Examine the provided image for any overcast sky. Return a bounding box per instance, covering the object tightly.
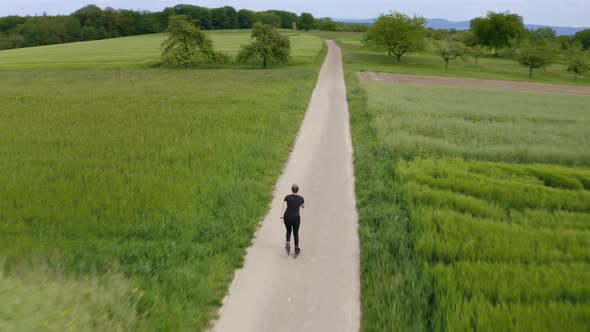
[1,0,588,27]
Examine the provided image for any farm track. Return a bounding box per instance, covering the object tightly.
[358,72,590,95]
[211,41,360,332]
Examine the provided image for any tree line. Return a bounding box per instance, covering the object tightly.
[0,4,367,50]
[364,11,590,78]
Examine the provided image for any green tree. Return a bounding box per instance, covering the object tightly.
[266,10,298,29]
[466,44,485,65]
[298,13,315,30]
[453,30,477,46]
[343,23,368,32]
[74,4,105,29]
[316,18,341,31]
[54,16,81,43]
[237,9,255,29]
[113,10,138,36]
[237,23,290,68]
[224,6,239,29]
[0,33,25,49]
[255,11,282,28]
[172,5,212,30]
[363,12,427,62]
[161,15,223,67]
[471,11,526,54]
[210,6,238,29]
[210,7,229,29]
[573,29,590,50]
[15,16,80,46]
[557,35,573,50]
[434,39,466,71]
[0,16,26,33]
[14,18,44,46]
[531,27,557,42]
[136,13,161,34]
[516,39,560,78]
[565,43,590,80]
[80,26,98,41]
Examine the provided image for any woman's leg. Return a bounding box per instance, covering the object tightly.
[284,219,292,243]
[292,216,301,247]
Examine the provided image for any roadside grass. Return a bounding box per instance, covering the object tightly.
[346,70,590,331]
[0,34,324,330]
[346,71,430,331]
[317,31,590,86]
[0,30,322,70]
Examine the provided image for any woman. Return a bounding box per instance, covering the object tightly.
[280,183,305,256]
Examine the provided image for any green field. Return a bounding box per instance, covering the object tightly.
[0,30,322,70]
[403,158,590,331]
[0,32,324,330]
[321,31,590,86]
[365,83,590,165]
[347,72,590,330]
[4,26,590,331]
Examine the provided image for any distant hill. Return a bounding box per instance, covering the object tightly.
[334,18,588,36]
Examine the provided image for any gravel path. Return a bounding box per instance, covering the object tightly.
[357,72,590,95]
[211,40,360,332]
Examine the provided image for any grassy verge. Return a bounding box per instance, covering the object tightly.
[346,68,590,330]
[0,34,325,330]
[346,71,429,331]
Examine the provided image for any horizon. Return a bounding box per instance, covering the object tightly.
[333,17,588,29]
[0,1,588,28]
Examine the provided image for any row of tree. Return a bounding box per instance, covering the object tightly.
[161,16,290,68]
[364,11,590,78]
[0,4,367,50]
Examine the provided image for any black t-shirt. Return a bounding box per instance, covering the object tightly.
[284,194,304,217]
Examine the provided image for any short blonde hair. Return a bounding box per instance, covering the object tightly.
[291,183,299,193]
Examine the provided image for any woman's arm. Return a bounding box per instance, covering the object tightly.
[280,201,286,219]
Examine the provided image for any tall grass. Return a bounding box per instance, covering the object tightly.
[0,35,324,329]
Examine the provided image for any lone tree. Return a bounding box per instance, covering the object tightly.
[363,12,426,62]
[516,39,559,78]
[237,23,290,68]
[161,15,225,67]
[470,11,526,55]
[434,39,466,72]
[565,43,590,80]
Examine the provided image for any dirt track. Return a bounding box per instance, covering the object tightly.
[357,72,590,95]
[211,41,360,332]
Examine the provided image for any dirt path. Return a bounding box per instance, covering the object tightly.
[358,72,590,95]
[211,41,360,332]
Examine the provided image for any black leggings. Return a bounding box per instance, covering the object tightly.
[284,216,301,247]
